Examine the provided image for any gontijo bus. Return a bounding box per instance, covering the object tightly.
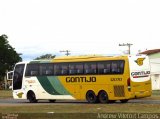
[12,55,151,103]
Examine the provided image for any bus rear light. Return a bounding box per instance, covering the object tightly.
[127,78,131,91]
[127,78,130,86]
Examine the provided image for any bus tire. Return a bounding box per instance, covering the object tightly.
[27,91,37,103]
[86,90,97,103]
[98,90,109,103]
[49,100,56,103]
[120,99,128,103]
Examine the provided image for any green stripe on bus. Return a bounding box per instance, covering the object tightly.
[37,76,70,95]
[47,76,70,95]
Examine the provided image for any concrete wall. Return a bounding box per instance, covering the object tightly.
[149,53,160,90]
[151,74,160,90]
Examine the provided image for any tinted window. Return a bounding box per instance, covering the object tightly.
[39,63,54,76]
[111,60,124,74]
[98,61,111,74]
[25,64,39,76]
[84,63,97,74]
[54,64,69,75]
[75,63,83,74]
[61,64,69,75]
[69,63,83,75]
[24,60,125,77]
[13,64,25,90]
[98,60,124,74]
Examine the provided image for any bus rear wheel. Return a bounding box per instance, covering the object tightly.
[98,91,109,103]
[27,91,37,103]
[86,90,97,103]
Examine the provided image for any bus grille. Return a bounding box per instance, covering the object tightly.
[114,85,125,97]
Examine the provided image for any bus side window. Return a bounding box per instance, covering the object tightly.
[69,64,76,75]
[54,64,61,75]
[104,62,111,74]
[84,63,97,74]
[31,71,38,76]
[61,64,68,75]
[69,63,83,75]
[111,62,118,73]
[98,63,104,74]
[46,70,52,75]
[25,64,39,76]
[118,61,125,74]
[39,63,54,76]
[98,62,111,74]
[75,63,83,74]
[111,61,124,74]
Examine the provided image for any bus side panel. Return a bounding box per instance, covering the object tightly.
[59,74,130,100]
[35,76,75,100]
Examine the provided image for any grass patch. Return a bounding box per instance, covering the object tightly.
[152,90,160,95]
[0,103,160,119]
[0,90,12,99]
[0,103,160,113]
[0,104,160,119]
[1,113,97,119]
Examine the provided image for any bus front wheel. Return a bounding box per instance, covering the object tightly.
[98,90,109,103]
[86,90,97,103]
[27,91,37,103]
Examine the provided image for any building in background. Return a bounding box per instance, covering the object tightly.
[140,49,160,90]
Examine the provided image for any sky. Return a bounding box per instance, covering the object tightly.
[0,0,160,61]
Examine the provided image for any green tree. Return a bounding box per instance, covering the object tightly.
[34,54,56,60]
[0,34,22,80]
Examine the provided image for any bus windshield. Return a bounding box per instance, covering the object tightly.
[13,64,25,90]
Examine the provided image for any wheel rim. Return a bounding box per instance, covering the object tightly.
[28,92,37,103]
[86,91,97,103]
[99,91,108,103]
[101,92,107,101]
[88,93,94,101]
[29,94,34,102]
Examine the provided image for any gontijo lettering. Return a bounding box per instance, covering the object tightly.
[66,77,96,82]
[131,71,150,78]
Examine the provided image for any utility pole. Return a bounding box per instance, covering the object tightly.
[60,50,71,56]
[119,43,133,55]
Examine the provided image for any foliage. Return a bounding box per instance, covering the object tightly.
[34,54,56,60]
[0,34,22,80]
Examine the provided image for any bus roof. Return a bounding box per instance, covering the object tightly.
[15,54,147,64]
[52,55,129,63]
